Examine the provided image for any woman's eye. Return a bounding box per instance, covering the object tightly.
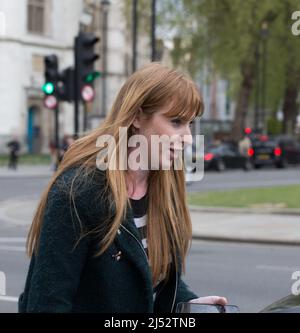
[171,119,182,126]
[171,118,194,129]
[171,118,194,128]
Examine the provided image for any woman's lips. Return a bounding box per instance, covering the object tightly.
[169,148,182,159]
[170,148,174,159]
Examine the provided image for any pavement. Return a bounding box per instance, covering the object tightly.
[189,207,300,246]
[0,165,53,178]
[0,165,299,245]
[0,196,299,246]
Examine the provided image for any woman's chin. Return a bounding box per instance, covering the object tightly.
[160,157,174,170]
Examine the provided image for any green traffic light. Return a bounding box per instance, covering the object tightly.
[85,74,94,83]
[85,71,101,83]
[42,82,55,95]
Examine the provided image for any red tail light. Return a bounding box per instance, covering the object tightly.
[248,148,254,157]
[204,153,215,161]
[274,147,282,156]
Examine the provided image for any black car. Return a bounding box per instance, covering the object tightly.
[250,135,300,168]
[261,294,300,313]
[204,143,252,172]
[175,294,300,313]
[250,136,283,168]
[276,136,300,165]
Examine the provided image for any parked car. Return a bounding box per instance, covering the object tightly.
[249,135,300,169]
[276,136,300,165]
[204,143,252,172]
[261,294,300,313]
[175,294,300,313]
[249,136,283,169]
[184,142,252,173]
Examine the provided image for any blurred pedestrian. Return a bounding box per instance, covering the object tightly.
[238,134,252,171]
[238,134,252,157]
[7,136,20,170]
[58,134,75,164]
[49,140,58,171]
[19,63,228,313]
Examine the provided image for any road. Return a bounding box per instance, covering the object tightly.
[0,177,49,201]
[0,226,27,313]
[185,240,300,313]
[0,233,299,313]
[186,165,300,192]
[0,168,300,313]
[0,165,299,198]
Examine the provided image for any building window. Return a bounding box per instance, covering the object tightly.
[27,0,46,35]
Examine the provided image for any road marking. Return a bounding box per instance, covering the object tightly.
[0,246,25,252]
[256,264,300,272]
[0,296,18,303]
[0,238,26,243]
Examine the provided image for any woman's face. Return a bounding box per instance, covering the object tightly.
[131,105,193,170]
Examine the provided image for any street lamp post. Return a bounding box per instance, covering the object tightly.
[254,44,261,133]
[132,0,138,73]
[261,21,269,134]
[101,0,110,118]
[151,0,156,61]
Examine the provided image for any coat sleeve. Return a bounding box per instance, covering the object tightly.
[174,276,199,309]
[22,170,99,313]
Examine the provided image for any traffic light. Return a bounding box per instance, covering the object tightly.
[42,55,58,96]
[42,55,59,109]
[75,32,101,99]
[57,67,74,102]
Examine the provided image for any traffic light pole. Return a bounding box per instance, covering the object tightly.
[74,36,80,138]
[55,104,60,169]
[83,102,88,132]
[101,10,108,118]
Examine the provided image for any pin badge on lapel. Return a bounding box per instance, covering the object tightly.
[112,251,122,261]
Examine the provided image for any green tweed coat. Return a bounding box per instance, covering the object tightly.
[18,166,198,313]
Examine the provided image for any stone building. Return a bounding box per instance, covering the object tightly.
[0,0,151,154]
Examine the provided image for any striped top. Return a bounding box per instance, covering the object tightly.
[129,192,164,301]
[129,192,148,255]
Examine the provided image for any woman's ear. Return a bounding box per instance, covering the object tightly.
[132,107,143,129]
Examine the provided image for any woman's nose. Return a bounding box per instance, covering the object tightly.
[182,133,193,146]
